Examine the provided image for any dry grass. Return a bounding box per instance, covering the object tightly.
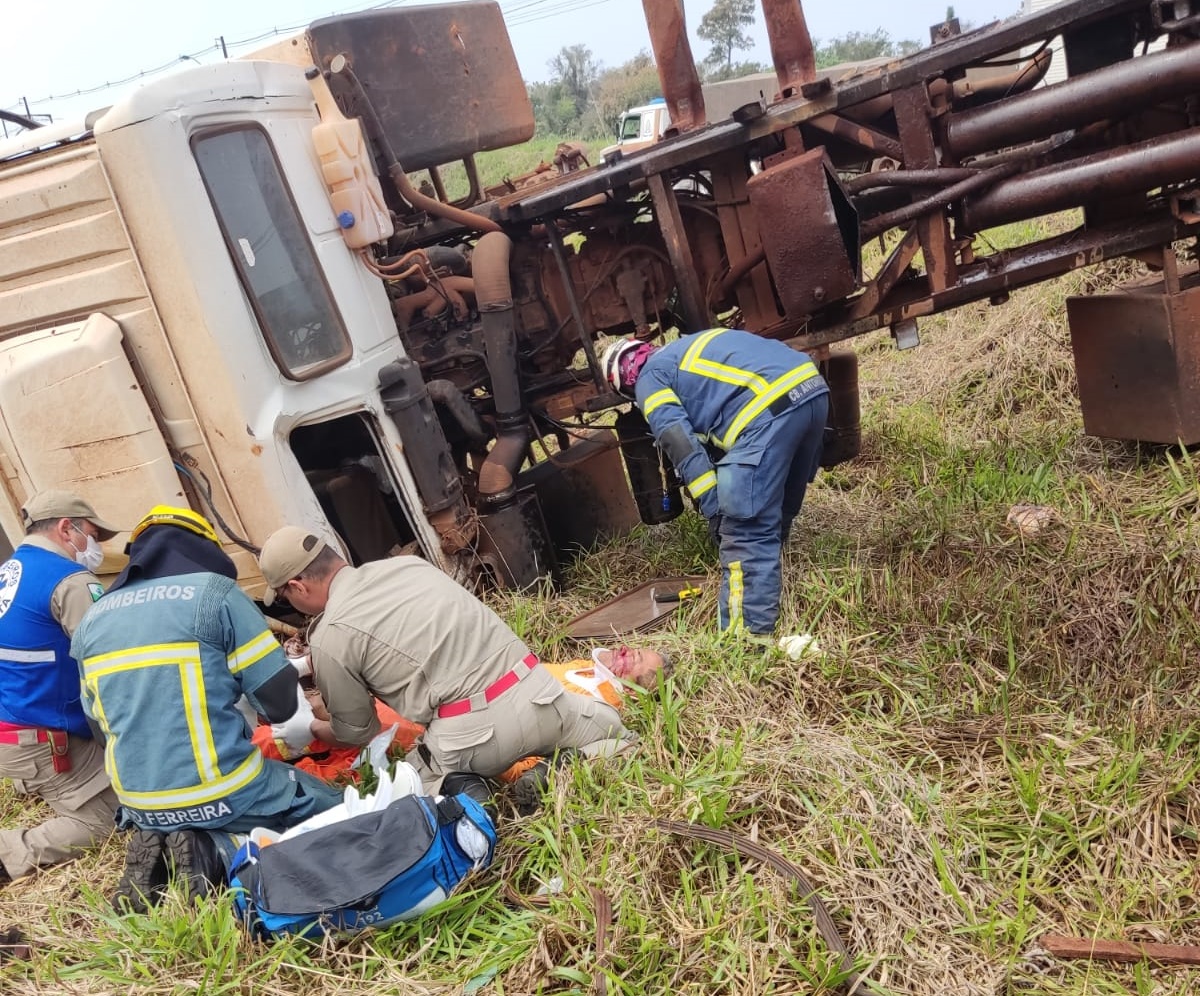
[5,236,1200,994]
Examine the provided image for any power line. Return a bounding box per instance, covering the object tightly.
[5,0,618,118]
[9,0,408,112]
[508,0,617,26]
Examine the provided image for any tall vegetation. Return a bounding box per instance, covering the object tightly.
[814,28,921,68]
[696,0,760,80]
[528,46,666,142]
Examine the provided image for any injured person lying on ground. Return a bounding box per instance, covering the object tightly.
[254,636,672,816]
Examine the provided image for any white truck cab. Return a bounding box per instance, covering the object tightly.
[0,59,460,594]
[601,98,671,160]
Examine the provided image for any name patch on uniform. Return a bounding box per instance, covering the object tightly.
[129,801,233,827]
[90,584,197,615]
[0,560,22,619]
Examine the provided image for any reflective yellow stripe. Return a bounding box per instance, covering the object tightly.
[85,688,122,792]
[83,644,200,681]
[83,642,197,674]
[642,388,682,416]
[84,640,252,805]
[687,471,716,499]
[116,750,265,809]
[688,357,768,392]
[727,561,744,631]
[681,328,724,369]
[181,657,220,783]
[721,362,820,449]
[227,630,278,674]
[680,329,769,392]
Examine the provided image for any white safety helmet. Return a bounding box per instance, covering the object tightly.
[602,338,655,398]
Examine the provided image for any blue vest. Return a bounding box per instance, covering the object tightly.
[0,544,91,736]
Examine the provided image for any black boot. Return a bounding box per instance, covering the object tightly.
[509,748,580,817]
[164,830,225,902]
[110,830,169,914]
[441,771,498,825]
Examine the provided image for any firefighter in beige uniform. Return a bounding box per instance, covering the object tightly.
[258,527,635,790]
[0,491,120,883]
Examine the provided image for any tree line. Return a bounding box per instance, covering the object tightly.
[529,0,939,140]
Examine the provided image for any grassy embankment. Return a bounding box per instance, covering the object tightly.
[3,214,1200,994]
[432,135,600,199]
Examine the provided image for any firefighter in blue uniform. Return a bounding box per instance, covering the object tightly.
[0,490,120,884]
[604,330,829,635]
[71,506,342,911]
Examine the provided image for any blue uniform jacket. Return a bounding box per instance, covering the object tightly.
[0,545,92,736]
[71,571,300,830]
[634,329,828,519]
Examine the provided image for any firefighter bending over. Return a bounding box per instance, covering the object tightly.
[604,330,829,635]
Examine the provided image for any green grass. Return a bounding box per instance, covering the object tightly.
[6,249,1200,993]
[427,133,592,202]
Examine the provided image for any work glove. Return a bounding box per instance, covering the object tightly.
[270,683,317,759]
[707,514,723,548]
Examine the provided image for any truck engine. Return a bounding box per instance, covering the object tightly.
[295,0,1200,588]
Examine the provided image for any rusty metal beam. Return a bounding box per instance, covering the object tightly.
[861,161,1019,240]
[543,223,608,389]
[892,84,957,292]
[499,1,1166,223]
[708,150,778,327]
[807,114,903,160]
[761,0,816,98]
[799,0,1152,111]
[846,227,921,320]
[647,173,710,332]
[788,212,1200,349]
[1042,934,1200,966]
[642,0,706,131]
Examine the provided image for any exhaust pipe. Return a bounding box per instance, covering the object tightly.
[474,232,529,506]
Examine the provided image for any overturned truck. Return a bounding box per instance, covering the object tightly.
[0,0,1197,598]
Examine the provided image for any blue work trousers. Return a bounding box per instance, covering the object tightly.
[715,394,829,634]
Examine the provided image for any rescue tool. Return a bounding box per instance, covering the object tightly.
[652,585,702,604]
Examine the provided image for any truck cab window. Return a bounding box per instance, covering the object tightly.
[620,115,642,141]
[193,127,351,379]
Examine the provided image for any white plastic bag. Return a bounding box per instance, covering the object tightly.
[778,633,821,660]
[278,760,425,840]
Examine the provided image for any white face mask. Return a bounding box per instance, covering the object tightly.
[71,524,105,573]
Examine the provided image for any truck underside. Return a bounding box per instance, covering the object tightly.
[0,0,1197,596]
[307,0,1200,586]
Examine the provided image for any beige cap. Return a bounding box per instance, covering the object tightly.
[22,490,120,541]
[258,526,329,606]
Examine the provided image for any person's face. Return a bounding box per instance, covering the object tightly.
[61,519,100,556]
[602,646,666,689]
[276,577,326,617]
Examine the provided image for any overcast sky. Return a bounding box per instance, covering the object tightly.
[3,0,1020,126]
